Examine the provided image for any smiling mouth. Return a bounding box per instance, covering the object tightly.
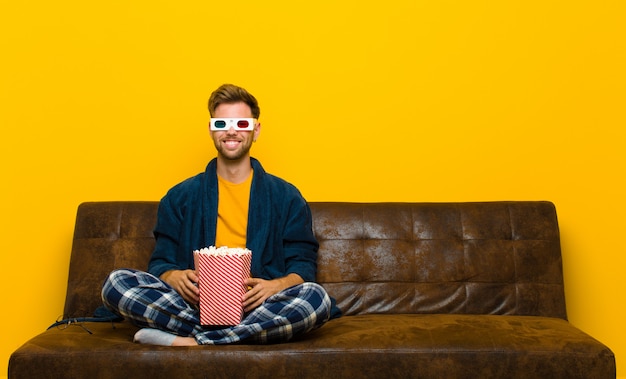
[223,140,241,149]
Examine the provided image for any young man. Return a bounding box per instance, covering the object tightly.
[102,84,339,346]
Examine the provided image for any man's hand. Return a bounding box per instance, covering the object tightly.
[160,269,200,305]
[242,273,303,312]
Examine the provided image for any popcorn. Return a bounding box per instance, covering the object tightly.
[194,246,252,257]
[193,246,253,326]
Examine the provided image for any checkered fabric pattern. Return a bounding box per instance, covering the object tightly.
[101,269,332,345]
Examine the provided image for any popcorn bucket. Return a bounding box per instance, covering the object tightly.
[193,247,252,326]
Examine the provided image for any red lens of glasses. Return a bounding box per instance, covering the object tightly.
[236,120,250,129]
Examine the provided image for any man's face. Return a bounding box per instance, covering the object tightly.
[210,102,260,162]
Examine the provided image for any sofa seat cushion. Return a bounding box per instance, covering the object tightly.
[10,314,613,379]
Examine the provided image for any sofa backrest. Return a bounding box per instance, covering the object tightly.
[64,201,567,320]
[64,202,157,318]
[311,202,566,319]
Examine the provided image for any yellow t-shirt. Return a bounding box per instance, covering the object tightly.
[215,171,252,248]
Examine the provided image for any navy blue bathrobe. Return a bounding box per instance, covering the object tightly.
[148,157,319,284]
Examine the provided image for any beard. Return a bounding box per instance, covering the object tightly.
[213,138,253,161]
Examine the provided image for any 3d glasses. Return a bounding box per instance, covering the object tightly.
[210,118,257,131]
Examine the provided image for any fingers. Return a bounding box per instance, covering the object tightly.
[182,271,200,304]
[161,269,200,305]
[181,283,200,305]
[242,286,265,312]
[244,277,258,288]
[243,293,264,312]
[186,270,199,284]
[242,278,272,312]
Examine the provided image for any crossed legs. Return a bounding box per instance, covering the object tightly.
[101,269,331,346]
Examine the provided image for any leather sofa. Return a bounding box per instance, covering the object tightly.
[9,201,615,378]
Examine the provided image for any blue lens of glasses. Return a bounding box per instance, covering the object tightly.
[214,120,227,128]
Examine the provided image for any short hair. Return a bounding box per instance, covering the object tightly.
[208,84,260,119]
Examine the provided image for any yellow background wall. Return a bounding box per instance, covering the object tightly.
[1,1,624,377]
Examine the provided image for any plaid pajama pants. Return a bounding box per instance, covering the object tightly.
[101,269,332,345]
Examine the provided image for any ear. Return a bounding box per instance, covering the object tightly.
[253,122,261,142]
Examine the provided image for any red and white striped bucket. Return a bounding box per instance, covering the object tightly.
[194,247,252,326]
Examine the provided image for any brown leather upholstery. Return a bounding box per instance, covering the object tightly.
[313,202,566,318]
[9,201,615,378]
